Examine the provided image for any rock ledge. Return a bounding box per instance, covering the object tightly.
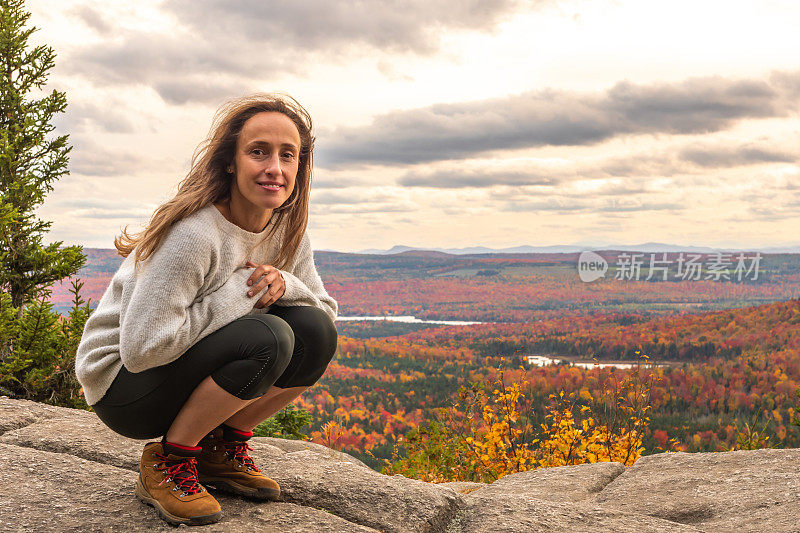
[1,398,797,532]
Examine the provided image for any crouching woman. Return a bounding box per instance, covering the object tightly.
[75,94,338,526]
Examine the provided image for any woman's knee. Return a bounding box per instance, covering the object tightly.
[271,306,338,388]
[211,314,295,400]
[273,305,337,354]
[304,308,338,356]
[306,308,338,370]
[242,314,295,361]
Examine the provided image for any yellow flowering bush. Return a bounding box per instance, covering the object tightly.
[385,353,654,482]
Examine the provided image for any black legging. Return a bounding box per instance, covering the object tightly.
[92,305,337,440]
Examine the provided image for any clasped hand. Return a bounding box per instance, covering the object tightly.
[245,260,286,309]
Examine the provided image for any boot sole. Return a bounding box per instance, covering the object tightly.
[199,476,281,501]
[136,477,222,526]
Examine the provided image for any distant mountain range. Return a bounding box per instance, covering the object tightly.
[342,242,800,255]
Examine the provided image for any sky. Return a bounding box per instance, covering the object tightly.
[24,0,800,252]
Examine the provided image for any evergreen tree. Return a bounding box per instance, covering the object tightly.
[0,0,89,406]
[0,0,84,314]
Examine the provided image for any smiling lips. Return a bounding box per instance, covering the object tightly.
[258,183,282,191]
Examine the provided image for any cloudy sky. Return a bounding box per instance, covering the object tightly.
[26,0,800,252]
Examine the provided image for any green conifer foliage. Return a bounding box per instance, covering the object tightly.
[0,0,89,407]
[0,0,84,312]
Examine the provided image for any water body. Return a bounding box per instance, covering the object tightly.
[526,354,663,370]
[337,315,484,326]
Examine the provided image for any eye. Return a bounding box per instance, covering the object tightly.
[251,148,265,156]
[281,151,296,160]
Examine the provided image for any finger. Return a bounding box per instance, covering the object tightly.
[248,273,269,297]
[246,264,271,288]
[248,269,280,299]
[245,262,259,287]
[255,285,278,308]
[266,272,286,303]
[273,285,286,302]
[245,262,276,287]
[256,272,284,306]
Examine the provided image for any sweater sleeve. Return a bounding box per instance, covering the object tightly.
[273,230,338,322]
[118,221,271,373]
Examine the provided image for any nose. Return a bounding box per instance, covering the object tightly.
[264,152,281,176]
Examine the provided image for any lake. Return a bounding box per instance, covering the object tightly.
[337,315,484,326]
[526,354,664,369]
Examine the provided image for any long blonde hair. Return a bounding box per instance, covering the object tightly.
[115,93,314,273]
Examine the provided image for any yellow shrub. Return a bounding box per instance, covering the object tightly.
[385,353,654,482]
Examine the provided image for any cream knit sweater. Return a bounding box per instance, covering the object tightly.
[75,203,338,405]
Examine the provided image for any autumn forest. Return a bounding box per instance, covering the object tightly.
[55,248,800,470]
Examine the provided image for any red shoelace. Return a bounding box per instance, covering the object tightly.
[225,442,261,472]
[153,453,204,495]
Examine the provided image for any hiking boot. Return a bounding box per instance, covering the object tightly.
[136,441,222,526]
[196,425,281,500]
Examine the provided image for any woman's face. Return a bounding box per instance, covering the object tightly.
[230,111,301,213]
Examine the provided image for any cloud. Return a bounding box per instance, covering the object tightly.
[401,168,562,188]
[594,201,684,213]
[501,197,684,214]
[165,0,530,55]
[69,33,286,92]
[68,140,164,177]
[312,203,410,214]
[679,144,797,167]
[746,206,790,220]
[312,189,400,205]
[778,173,800,190]
[153,78,256,106]
[310,188,416,215]
[595,183,651,196]
[69,208,153,219]
[71,5,112,35]
[66,0,539,104]
[397,161,642,189]
[310,171,371,189]
[48,197,155,220]
[394,139,798,189]
[318,71,800,167]
[376,60,415,82]
[55,101,138,135]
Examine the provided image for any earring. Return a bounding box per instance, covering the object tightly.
[226,166,234,174]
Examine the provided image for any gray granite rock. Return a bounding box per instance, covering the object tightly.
[261,436,370,469]
[0,404,148,470]
[0,400,461,532]
[449,491,703,532]
[0,401,360,473]
[593,449,800,532]
[4,398,800,533]
[254,450,463,533]
[0,408,300,475]
[243,502,380,532]
[438,481,487,494]
[0,443,377,532]
[0,397,62,434]
[471,461,625,502]
[449,461,695,532]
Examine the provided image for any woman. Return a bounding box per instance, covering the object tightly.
[75,94,338,526]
